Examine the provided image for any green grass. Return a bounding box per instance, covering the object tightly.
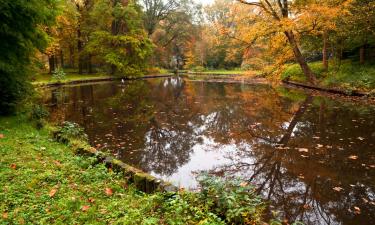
[188,69,245,75]
[32,72,110,85]
[282,60,375,92]
[0,115,266,224]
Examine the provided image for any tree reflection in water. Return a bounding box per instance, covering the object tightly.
[43,77,375,224]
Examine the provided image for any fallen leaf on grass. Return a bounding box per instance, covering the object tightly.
[53,160,62,167]
[0,134,4,139]
[2,212,8,219]
[10,164,17,170]
[348,155,358,160]
[105,188,113,196]
[88,197,95,203]
[81,205,90,212]
[49,188,57,197]
[333,187,344,192]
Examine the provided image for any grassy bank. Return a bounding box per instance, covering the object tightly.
[0,115,266,224]
[32,72,110,85]
[281,60,375,93]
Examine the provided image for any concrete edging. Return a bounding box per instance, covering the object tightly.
[52,130,178,194]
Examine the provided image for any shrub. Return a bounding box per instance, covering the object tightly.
[29,104,49,129]
[191,66,206,72]
[196,173,265,224]
[52,67,66,81]
[54,121,88,143]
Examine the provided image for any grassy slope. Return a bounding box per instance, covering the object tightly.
[0,116,225,224]
[282,60,375,92]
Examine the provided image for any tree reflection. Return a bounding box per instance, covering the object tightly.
[42,78,375,224]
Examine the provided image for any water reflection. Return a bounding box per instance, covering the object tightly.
[43,77,375,224]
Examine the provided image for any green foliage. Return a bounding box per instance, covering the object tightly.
[86,0,153,76]
[282,61,375,91]
[191,66,206,72]
[55,121,88,143]
[52,68,66,81]
[196,173,265,224]
[0,0,58,115]
[29,104,50,129]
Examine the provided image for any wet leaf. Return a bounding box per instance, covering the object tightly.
[348,155,358,160]
[81,205,90,212]
[105,188,113,196]
[316,144,323,148]
[354,206,361,214]
[49,188,57,197]
[357,137,365,141]
[298,148,308,153]
[333,187,343,192]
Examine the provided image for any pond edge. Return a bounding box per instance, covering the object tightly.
[51,127,178,194]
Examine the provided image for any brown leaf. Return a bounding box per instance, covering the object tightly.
[2,212,8,219]
[10,164,17,170]
[333,187,343,192]
[298,148,308,153]
[0,134,4,139]
[348,155,358,160]
[354,206,361,214]
[53,160,62,167]
[49,188,57,197]
[81,205,90,212]
[105,188,113,196]
[88,197,95,203]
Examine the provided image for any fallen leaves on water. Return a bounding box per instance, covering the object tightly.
[10,164,17,170]
[0,134,4,139]
[316,144,324,148]
[105,188,113,196]
[348,155,358,160]
[49,188,57,197]
[81,205,90,212]
[298,148,308,153]
[333,187,343,192]
[357,137,365,141]
[300,155,309,158]
[354,206,361,214]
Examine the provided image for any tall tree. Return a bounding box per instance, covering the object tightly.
[86,0,153,75]
[0,0,58,114]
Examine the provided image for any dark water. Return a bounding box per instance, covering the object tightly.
[43,77,375,225]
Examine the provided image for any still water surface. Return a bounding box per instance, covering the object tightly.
[43,77,375,224]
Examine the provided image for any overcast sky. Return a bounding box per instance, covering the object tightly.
[194,0,215,6]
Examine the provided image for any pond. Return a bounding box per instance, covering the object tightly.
[43,77,375,224]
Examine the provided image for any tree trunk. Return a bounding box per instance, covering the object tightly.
[284,31,317,84]
[49,55,55,74]
[322,31,328,71]
[69,45,74,68]
[87,54,93,74]
[360,46,365,65]
[77,27,83,74]
[60,50,64,68]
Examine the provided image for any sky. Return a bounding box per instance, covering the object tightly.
[194,0,215,6]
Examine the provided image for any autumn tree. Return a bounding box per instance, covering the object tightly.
[237,0,318,84]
